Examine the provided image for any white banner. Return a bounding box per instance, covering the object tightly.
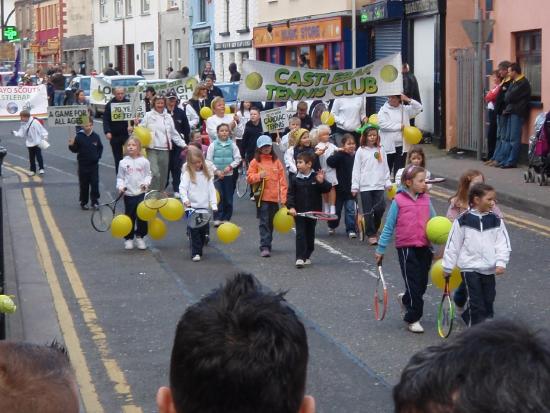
[111,102,146,121]
[0,85,48,121]
[47,106,90,127]
[238,53,403,102]
[260,107,289,133]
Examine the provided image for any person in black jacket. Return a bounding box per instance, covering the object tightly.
[287,152,332,268]
[497,63,532,168]
[488,61,512,166]
[229,63,241,82]
[68,118,103,210]
[241,107,263,163]
[166,92,190,195]
[326,134,357,238]
[296,101,313,130]
[103,87,132,174]
[205,75,223,107]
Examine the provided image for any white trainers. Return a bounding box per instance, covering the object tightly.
[304,259,311,266]
[124,239,134,250]
[328,228,336,235]
[295,259,305,268]
[192,255,201,262]
[135,237,146,250]
[38,169,45,175]
[397,293,406,314]
[408,321,425,333]
[27,171,36,177]
[348,232,357,239]
[213,220,222,227]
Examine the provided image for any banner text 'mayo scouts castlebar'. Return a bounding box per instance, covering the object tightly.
[238,53,403,102]
[0,85,48,121]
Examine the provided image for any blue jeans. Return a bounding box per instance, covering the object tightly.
[214,175,234,221]
[54,90,65,106]
[329,193,355,234]
[491,114,509,162]
[500,114,524,166]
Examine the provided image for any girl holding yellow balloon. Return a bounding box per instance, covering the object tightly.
[116,137,152,250]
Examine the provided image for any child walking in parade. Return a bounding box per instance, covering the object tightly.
[315,124,339,221]
[206,123,241,226]
[442,183,511,326]
[284,128,321,178]
[247,135,288,258]
[68,118,103,210]
[13,109,48,176]
[327,133,357,238]
[277,116,301,153]
[287,152,332,268]
[180,147,218,262]
[352,124,391,245]
[375,165,436,333]
[116,137,152,250]
[395,146,431,186]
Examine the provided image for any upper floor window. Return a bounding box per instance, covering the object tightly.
[115,0,123,18]
[168,0,178,8]
[242,0,249,29]
[99,0,107,21]
[199,0,206,22]
[126,0,133,16]
[141,0,150,14]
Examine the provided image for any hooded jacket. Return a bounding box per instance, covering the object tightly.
[247,154,288,204]
[351,146,391,192]
[140,109,187,150]
[377,99,422,154]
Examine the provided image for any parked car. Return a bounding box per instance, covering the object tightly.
[216,81,239,108]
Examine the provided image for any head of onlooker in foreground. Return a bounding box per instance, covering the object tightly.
[393,319,550,413]
[0,340,79,413]
[157,273,315,413]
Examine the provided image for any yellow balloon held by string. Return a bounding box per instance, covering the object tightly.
[320,111,335,126]
[225,105,231,114]
[148,217,167,240]
[200,107,213,120]
[111,214,133,238]
[134,126,152,147]
[403,126,423,145]
[0,295,16,314]
[217,222,241,244]
[430,259,462,290]
[273,207,294,233]
[368,113,378,125]
[426,216,452,245]
[159,198,184,221]
[137,201,157,221]
[386,183,398,200]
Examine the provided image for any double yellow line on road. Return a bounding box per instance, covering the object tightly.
[6,164,142,413]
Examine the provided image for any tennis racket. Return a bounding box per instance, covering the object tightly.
[354,199,366,242]
[236,163,250,198]
[425,177,446,184]
[143,190,170,209]
[91,191,125,232]
[437,274,455,338]
[289,211,338,221]
[374,265,388,321]
[185,208,211,229]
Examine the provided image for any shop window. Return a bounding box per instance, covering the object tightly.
[315,45,325,69]
[515,30,541,100]
[299,46,310,68]
[287,48,298,67]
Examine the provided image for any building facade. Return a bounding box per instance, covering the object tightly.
[62,0,93,74]
[30,0,62,67]
[159,1,189,77]
[213,0,255,82]
[188,0,215,77]
[93,0,160,77]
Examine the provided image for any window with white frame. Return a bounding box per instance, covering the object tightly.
[242,0,249,29]
[168,0,178,8]
[115,0,123,18]
[99,0,107,21]
[166,40,172,67]
[224,0,229,33]
[125,0,133,16]
[141,0,150,14]
[141,42,154,70]
[198,0,206,22]
[99,47,110,72]
[175,39,181,67]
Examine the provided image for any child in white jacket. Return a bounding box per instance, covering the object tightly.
[13,110,48,176]
[351,125,391,245]
[443,183,511,326]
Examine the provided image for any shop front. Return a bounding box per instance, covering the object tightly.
[253,16,367,70]
[192,27,213,76]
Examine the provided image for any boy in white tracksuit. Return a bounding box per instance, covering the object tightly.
[13,110,48,176]
[442,188,511,326]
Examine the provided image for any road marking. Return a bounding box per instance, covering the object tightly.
[10,168,104,413]
[9,166,143,412]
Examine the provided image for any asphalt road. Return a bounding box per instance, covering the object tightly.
[2,120,549,413]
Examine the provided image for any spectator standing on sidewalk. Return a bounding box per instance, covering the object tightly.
[103,87,133,174]
[50,68,66,106]
[487,61,512,166]
[228,62,241,82]
[330,96,368,145]
[483,70,503,160]
[200,61,216,81]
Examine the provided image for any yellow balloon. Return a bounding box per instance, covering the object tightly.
[137,201,157,221]
[148,217,167,240]
[111,214,133,238]
[0,295,16,314]
[426,216,452,245]
[159,198,184,221]
[368,114,378,125]
[217,222,241,244]
[430,259,462,290]
[403,126,423,145]
[386,183,398,200]
[216,190,221,204]
[225,105,231,114]
[320,111,335,126]
[134,126,152,147]
[273,207,295,233]
[200,106,213,120]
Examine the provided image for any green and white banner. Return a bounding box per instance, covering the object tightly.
[238,53,403,102]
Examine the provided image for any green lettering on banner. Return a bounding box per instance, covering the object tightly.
[287,71,302,87]
[275,68,289,85]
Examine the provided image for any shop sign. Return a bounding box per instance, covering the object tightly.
[214,40,252,50]
[193,27,211,46]
[253,17,342,48]
[30,44,41,53]
[47,37,59,50]
[404,0,439,16]
[360,1,403,23]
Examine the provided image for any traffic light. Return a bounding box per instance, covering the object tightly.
[2,26,20,42]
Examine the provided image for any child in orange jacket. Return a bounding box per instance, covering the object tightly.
[247,135,288,257]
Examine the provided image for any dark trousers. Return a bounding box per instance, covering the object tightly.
[453,282,467,308]
[28,146,44,172]
[110,138,125,174]
[387,146,405,178]
[167,147,183,193]
[295,216,316,260]
[189,225,208,257]
[214,176,235,221]
[328,192,355,233]
[258,201,278,250]
[78,163,100,206]
[397,246,433,323]
[360,190,386,237]
[461,271,496,326]
[486,109,498,159]
[123,193,147,240]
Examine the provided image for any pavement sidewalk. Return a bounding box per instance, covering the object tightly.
[422,144,549,219]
